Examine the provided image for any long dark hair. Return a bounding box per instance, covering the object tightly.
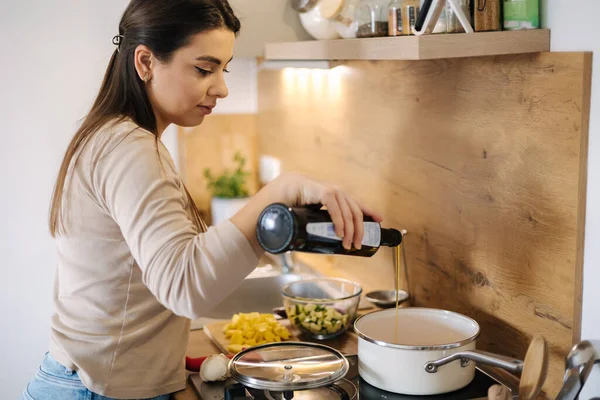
[49,0,240,237]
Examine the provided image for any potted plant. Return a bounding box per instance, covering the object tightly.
[204,151,251,226]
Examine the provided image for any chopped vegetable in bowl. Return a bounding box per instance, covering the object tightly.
[287,303,350,336]
[281,277,362,339]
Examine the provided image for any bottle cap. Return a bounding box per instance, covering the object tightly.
[380,228,402,247]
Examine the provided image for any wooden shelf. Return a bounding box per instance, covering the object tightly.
[264,29,550,61]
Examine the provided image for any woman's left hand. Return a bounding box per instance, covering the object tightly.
[267,172,383,250]
[230,172,383,256]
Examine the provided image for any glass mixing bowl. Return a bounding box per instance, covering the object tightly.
[282,277,362,339]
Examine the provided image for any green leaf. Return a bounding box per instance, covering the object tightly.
[204,151,250,199]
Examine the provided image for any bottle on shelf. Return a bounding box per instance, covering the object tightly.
[402,0,421,35]
[388,0,404,36]
[256,203,402,257]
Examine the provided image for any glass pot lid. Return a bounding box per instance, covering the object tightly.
[229,342,349,392]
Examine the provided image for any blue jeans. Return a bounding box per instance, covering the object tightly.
[21,353,172,400]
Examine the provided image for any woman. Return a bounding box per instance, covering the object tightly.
[21,0,381,399]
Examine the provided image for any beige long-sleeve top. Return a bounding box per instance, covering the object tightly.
[49,118,259,399]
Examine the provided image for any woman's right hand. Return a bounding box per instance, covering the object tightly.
[230,172,383,256]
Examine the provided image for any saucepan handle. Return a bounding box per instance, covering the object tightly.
[425,350,524,375]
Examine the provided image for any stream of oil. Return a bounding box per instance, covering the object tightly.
[395,244,401,343]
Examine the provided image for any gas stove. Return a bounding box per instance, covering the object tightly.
[188,354,518,400]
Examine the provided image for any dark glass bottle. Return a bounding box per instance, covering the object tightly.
[256,203,402,257]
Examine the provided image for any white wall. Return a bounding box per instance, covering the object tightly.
[542,1,600,397]
[0,1,128,398]
[0,1,256,398]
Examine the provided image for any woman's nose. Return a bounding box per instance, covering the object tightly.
[208,74,229,99]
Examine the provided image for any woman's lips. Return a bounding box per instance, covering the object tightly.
[197,105,215,115]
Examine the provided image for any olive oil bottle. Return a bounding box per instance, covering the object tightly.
[256,203,402,257]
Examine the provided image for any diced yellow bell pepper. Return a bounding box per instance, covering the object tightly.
[227,344,245,354]
[224,312,292,351]
[230,331,244,345]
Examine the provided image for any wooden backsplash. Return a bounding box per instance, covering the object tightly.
[256,53,592,396]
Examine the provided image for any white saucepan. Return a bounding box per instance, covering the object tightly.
[354,307,524,395]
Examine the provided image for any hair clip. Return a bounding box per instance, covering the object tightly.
[112,35,124,52]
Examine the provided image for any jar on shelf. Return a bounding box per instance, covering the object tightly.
[432,2,448,34]
[393,0,446,35]
[503,0,539,30]
[355,0,390,38]
[335,0,361,38]
[401,0,420,35]
[473,0,501,31]
[445,0,471,33]
[387,0,403,36]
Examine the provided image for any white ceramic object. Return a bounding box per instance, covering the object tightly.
[334,0,359,38]
[299,2,342,40]
[335,16,359,38]
[354,308,480,395]
[210,197,249,226]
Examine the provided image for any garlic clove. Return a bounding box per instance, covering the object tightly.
[199,353,230,382]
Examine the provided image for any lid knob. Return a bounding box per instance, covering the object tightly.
[284,364,293,380]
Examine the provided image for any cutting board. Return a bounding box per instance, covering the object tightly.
[203,319,359,356]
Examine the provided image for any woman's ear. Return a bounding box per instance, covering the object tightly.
[134,44,154,83]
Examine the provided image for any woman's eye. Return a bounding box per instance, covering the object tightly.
[224,69,231,74]
[195,67,211,76]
